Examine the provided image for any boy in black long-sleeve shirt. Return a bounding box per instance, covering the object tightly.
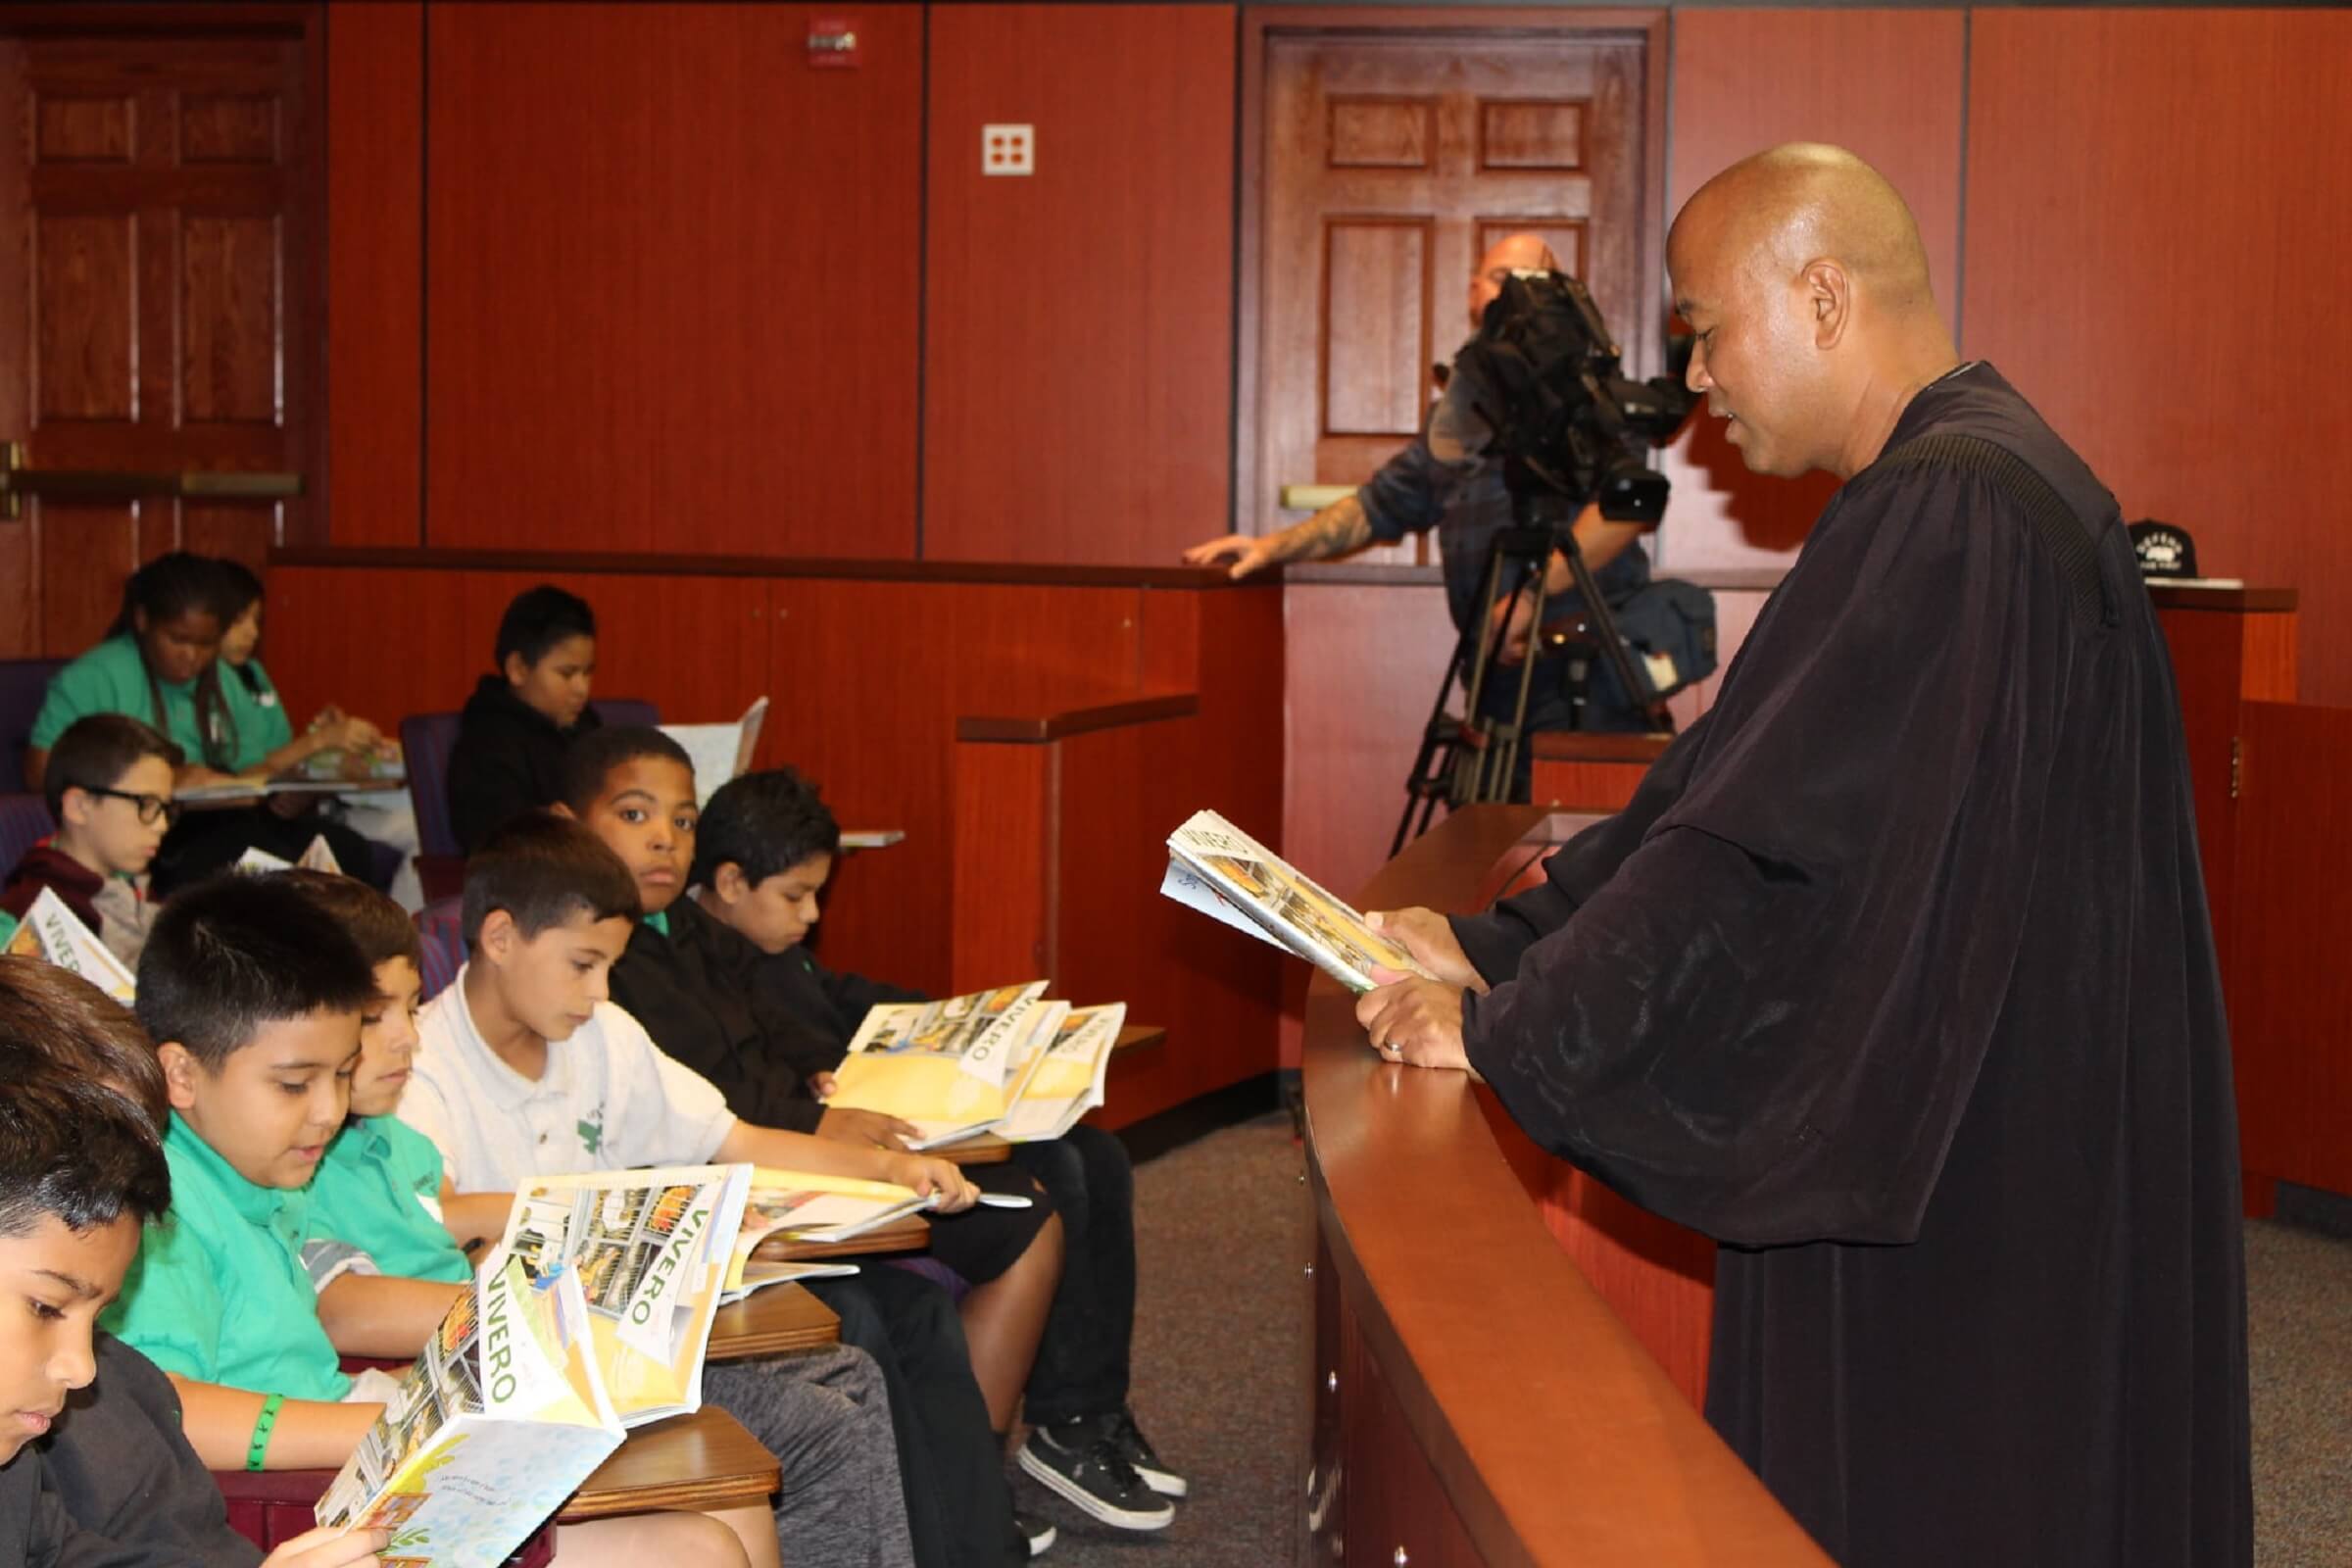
[446,584,603,854]
[676,763,1191,1528]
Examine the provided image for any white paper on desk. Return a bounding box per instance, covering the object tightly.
[662,697,769,808]
[1160,859,1289,952]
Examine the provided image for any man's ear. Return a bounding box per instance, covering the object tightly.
[1804,258,1852,350]
[502,650,531,688]
[711,861,749,906]
[551,801,577,821]
[156,1042,205,1112]
[58,784,94,830]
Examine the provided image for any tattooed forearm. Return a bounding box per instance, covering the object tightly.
[1275,494,1375,563]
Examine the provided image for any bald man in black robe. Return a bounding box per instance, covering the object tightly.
[1357,144,2252,1567]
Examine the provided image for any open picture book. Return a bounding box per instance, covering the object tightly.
[2,887,136,1002]
[1161,808,1432,994]
[825,988,1128,1149]
[496,1164,752,1426]
[316,1256,622,1567]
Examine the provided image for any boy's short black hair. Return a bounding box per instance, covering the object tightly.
[0,1072,171,1238]
[42,712,184,820]
[691,768,840,888]
[133,874,379,1071]
[280,868,423,971]
[462,810,642,949]
[0,956,169,1134]
[556,725,694,815]
[494,584,597,669]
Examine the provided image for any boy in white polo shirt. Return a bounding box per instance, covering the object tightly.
[405,811,1057,1568]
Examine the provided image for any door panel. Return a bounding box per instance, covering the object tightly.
[1258,30,1652,555]
[0,23,311,658]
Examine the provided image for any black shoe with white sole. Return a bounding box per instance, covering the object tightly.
[1015,1510,1056,1558]
[1104,1408,1187,1498]
[1017,1418,1177,1531]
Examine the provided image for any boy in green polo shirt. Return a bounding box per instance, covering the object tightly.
[287,869,510,1298]
[100,873,767,1565]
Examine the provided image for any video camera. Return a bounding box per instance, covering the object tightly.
[1431,270,1695,525]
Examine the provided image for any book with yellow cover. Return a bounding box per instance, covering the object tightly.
[315,1256,621,1565]
[3,887,135,1003]
[994,1003,1126,1144]
[497,1164,751,1426]
[826,982,1054,1147]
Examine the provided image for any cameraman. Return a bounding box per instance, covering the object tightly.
[1184,234,1652,753]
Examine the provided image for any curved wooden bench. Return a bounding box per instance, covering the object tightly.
[1301,805,1827,1566]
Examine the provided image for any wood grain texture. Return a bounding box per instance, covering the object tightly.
[1962,9,2352,704]
[558,1405,778,1521]
[422,2,922,557]
[320,1,421,548]
[2228,700,2352,1200]
[949,743,1056,985]
[1652,8,1965,577]
[922,3,1235,566]
[706,1281,840,1361]
[1307,804,1824,1564]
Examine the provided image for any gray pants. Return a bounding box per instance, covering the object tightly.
[705,1346,916,1568]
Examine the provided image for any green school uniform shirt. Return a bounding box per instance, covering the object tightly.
[308,1115,471,1285]
[215,659,295,772]
[30,636,212,762]
[101,1112,351,1402]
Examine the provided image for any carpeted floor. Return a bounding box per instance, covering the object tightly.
[1018,1114,2351,1566]
[1013,1111,1308,1566]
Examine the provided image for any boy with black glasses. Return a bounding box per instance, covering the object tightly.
[0,713,180,964]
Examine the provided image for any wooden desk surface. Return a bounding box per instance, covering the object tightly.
[559,1405,778,1521]
[708,1282,841,1360]
[753,1212,931,1262]
[931,1022,1167,1164]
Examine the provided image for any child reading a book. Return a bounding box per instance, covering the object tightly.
[0,714,176,966]
[0,980,385,1568]
[25,554,386,894]
[691,764,1189,1517]
[447,584,604,854]
[405,811,1057,1567]
[568,735,1179,1532]
[97,875,760,1567]
[286,867,913,1568]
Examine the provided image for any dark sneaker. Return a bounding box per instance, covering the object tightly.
[1017,1418,1177,1531]
[1106,1407,1187,1498]
[1015,1510,1056,1558]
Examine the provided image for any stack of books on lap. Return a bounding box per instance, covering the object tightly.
[825,986,1129,1148]
[1160,808,1432,994]
[315,1256,621,1565]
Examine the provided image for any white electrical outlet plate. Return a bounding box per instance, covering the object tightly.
[982,123,1034,176]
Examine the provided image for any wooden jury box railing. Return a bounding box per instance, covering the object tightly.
[1303,807,1826,1566]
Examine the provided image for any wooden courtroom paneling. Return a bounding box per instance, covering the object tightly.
[1651,8,1965,578]
[1962,8,2352,704]
[2228,700,2352,1203]
[321,2,422,549]
[922,4,1235,566]
[420,3,923,558]
[760,578,1154,994]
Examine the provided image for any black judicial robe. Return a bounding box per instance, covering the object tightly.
[1450,365,2251,1567]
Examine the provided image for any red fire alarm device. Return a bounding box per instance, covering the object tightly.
[808,18,858,69]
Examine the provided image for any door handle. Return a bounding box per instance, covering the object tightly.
[1,442,302,519]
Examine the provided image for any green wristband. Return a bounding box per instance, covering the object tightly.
[244,1392,284,1472]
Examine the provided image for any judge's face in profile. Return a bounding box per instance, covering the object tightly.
[1670,222,1831,478]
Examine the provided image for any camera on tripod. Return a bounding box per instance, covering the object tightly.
[1432,269,1696,526]
[1393,270,1704,854]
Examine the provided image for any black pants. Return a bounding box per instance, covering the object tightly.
[1009,1126,1137,1426]
[805,1268,1022,1568]
[152,803,390,896]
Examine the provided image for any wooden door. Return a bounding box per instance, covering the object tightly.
[0,14,315,659]
[1252,26,1659,558]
